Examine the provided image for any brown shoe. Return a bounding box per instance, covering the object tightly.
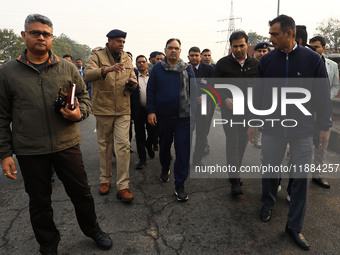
[116,189,134,202]
[99,183,111,195]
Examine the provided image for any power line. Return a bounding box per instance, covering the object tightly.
[217,0,242,56]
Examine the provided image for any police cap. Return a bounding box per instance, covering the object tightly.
[106,29,127,39]
[254,42,269,51]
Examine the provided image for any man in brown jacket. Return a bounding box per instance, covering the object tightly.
[84,29,137,202]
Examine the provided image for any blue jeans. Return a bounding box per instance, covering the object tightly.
[261,134,312,232]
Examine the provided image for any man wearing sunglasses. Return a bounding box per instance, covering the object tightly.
[0,14,112,255]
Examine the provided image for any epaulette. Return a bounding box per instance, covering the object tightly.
[92,47,104,52]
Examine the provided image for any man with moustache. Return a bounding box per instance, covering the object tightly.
[188,46,214,165]
[214,30,258,196]
[84,29,137,201]
[248,15,332,250]
[147,38,196,201]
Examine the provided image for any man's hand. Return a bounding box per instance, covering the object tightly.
[126,78,138,86]
[197,96,202,104]
[103,63,125,75]
[225,98,233,110]
[60,98,82,121]
[1,157,18,180]
[247,127,256,144]
[148,113,157,126]
[318,130,329,150]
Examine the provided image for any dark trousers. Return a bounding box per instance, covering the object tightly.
[261,134,312,232]
[193,101,215,163]
[134,107,156,161]
[158,116,191,187]
[17,145,100,253]
[221,116,248,179]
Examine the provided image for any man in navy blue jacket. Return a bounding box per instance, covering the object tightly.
[147,38,196,202]
[188,46,215,166]
[248,15,332,250]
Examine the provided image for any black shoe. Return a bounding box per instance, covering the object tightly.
[260,207,272,222]
[153,144,158,151]
[90,231,113,250]
[41,252,57,255]
[231,183,243,196]
[193,161,204,167]
[229,178,243,186]
[146,146,155,159]
[312,177,330,188]
[135,160,147,170]
[285,225,310,250]
[175,186,188,202]
[160,169,170,182]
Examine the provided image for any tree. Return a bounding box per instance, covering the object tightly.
[52,33,91,62]
[247,32,269,46]
[0,29,25,61]
[0,29,91,62]
[316,18,340,51]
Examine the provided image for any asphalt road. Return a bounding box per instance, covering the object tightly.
[1,113,340,255]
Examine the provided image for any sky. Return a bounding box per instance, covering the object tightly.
[0,0,339,62]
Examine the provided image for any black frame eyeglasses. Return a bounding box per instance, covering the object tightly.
[25,30,54,39]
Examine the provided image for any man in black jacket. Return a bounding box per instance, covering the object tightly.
[131,55,155,169]
[188,47,214,166]
[213,31,258,196]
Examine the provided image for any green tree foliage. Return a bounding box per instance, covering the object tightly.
[0,29,25,61]
[316,18,340,51]
[0,29,91,62]
[248,32,269,46]
[52,33,91,62]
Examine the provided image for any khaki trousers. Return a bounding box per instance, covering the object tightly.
[95,115,131,190]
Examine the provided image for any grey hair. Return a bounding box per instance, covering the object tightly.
[24,14,53,30]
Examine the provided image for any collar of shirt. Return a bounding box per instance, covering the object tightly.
[138,71,149,77]
[193,63,200,70]
[281,42,298,54]
[232,53,247,67]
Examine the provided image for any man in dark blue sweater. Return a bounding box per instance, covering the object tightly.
[147,38,196,202]
[248,15,332,250]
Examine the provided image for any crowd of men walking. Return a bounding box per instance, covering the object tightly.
[0,12,338,255]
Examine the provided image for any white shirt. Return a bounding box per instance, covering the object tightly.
[232,53,247,67]
[138,71,149,107]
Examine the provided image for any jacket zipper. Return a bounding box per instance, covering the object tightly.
[284,54,289,138]
[39,74,54,151]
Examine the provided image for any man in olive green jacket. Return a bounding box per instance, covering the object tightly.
[0,14,112,255]
[84,29,137,202]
